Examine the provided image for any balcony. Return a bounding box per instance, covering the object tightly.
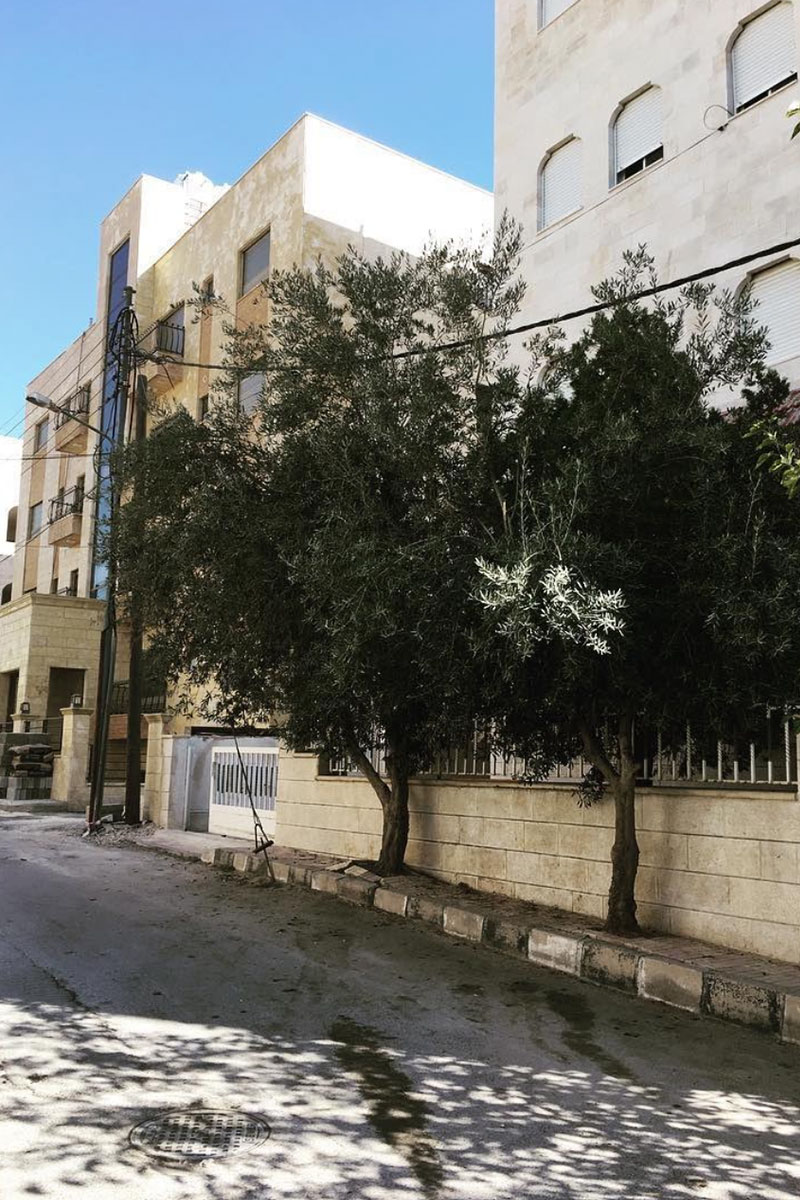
[47,487,84,548]
[53,386,91,454]
[137,312,186,397]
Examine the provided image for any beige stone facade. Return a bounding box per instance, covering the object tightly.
[0,593,104,724]
[495,0,800,389]
[277,750,800,965]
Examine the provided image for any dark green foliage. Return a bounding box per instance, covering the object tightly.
[115,220,525,872]
[478,251,800,930]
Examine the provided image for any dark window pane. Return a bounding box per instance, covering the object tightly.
[241,231,270,295]
[28,502,43,537]
[237,373,265,414]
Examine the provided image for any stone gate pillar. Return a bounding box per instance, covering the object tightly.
[51,706,94,812]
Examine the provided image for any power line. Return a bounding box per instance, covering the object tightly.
[143,232,800,375]
[396,233,800,359]
[6,360,107,530]
[0,453,98,462]
[0,333,107,444]
[5,229,797,568]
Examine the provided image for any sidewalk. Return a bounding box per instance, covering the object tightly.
[129,825,800,1046]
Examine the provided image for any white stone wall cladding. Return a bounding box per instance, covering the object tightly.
[495,0,800,388]
[275,750,800,966]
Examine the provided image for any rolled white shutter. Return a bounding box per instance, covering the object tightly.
[732,3,797,110]
[750,259,800,364]
[541,138,582,228]
[614,87,663,175]
[540,0,573,26]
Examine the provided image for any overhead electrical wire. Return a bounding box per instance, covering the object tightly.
[140,232,800,376]
[4,231,798,572]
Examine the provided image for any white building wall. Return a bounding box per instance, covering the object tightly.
[302,114,493,255]
[496,0,800,387]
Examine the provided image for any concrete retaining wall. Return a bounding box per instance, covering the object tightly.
[276,751,800,965]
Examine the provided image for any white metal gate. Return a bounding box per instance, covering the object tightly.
[209,747,279,813]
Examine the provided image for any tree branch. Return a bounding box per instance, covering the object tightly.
[344,729,391,809]
[578,718,618,787]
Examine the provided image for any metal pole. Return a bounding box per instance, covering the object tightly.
[88,287,135,827]
[124,374,148,824]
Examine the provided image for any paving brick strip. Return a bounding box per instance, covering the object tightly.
[193,840,800,1046]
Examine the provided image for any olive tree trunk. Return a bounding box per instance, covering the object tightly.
[580,715,640,935]
[345,730,410,876]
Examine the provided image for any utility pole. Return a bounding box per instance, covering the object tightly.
[88,286,136,828]
[124,374,148,824]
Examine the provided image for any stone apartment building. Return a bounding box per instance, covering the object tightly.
[0,113,492,812]
[496,0,800,387]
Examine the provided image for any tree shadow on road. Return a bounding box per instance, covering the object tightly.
[2,989,800,1200]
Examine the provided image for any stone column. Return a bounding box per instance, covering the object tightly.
[51,707,94,812]
[10,710,39,735]
[143,714,167,823]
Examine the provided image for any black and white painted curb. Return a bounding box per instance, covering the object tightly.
[201,845,800,1047]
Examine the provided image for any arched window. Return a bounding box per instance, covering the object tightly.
[0,583,11,606]
[5,506,17,543]
[612,87,663,185]
[539,138,582,230]
[730,2,797,112]
[749,259,800,365]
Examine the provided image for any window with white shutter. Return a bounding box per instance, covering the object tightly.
[749,259,800,365]
[539,0,576,28]
[613,87,664,184]
[540,138,582,229]
[731,3,797,112]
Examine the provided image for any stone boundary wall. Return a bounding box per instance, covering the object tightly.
[275,751,800,966]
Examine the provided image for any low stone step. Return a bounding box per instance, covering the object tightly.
[0,799,69,815]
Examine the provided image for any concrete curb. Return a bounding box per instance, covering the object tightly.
[201,845,800,1046]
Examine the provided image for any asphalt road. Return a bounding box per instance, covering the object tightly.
[1,815,799,1200]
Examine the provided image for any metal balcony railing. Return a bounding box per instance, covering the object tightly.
[139,318,185,359]
[109,680,167,715]
[155,319,185,356]
[54,385,90,429]
[48,486,84,524]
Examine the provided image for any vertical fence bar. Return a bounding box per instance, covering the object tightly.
[717,741,723,782]
[785,718,791,784]
[750,742,756,784]
[686,722,692,780]
[733,751,739,783]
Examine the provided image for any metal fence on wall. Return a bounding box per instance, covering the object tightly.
[324,712,800,788]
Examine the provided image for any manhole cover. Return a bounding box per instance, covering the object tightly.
[129,1109,270,1161]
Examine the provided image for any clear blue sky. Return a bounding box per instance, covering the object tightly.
[0,0,493,434]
